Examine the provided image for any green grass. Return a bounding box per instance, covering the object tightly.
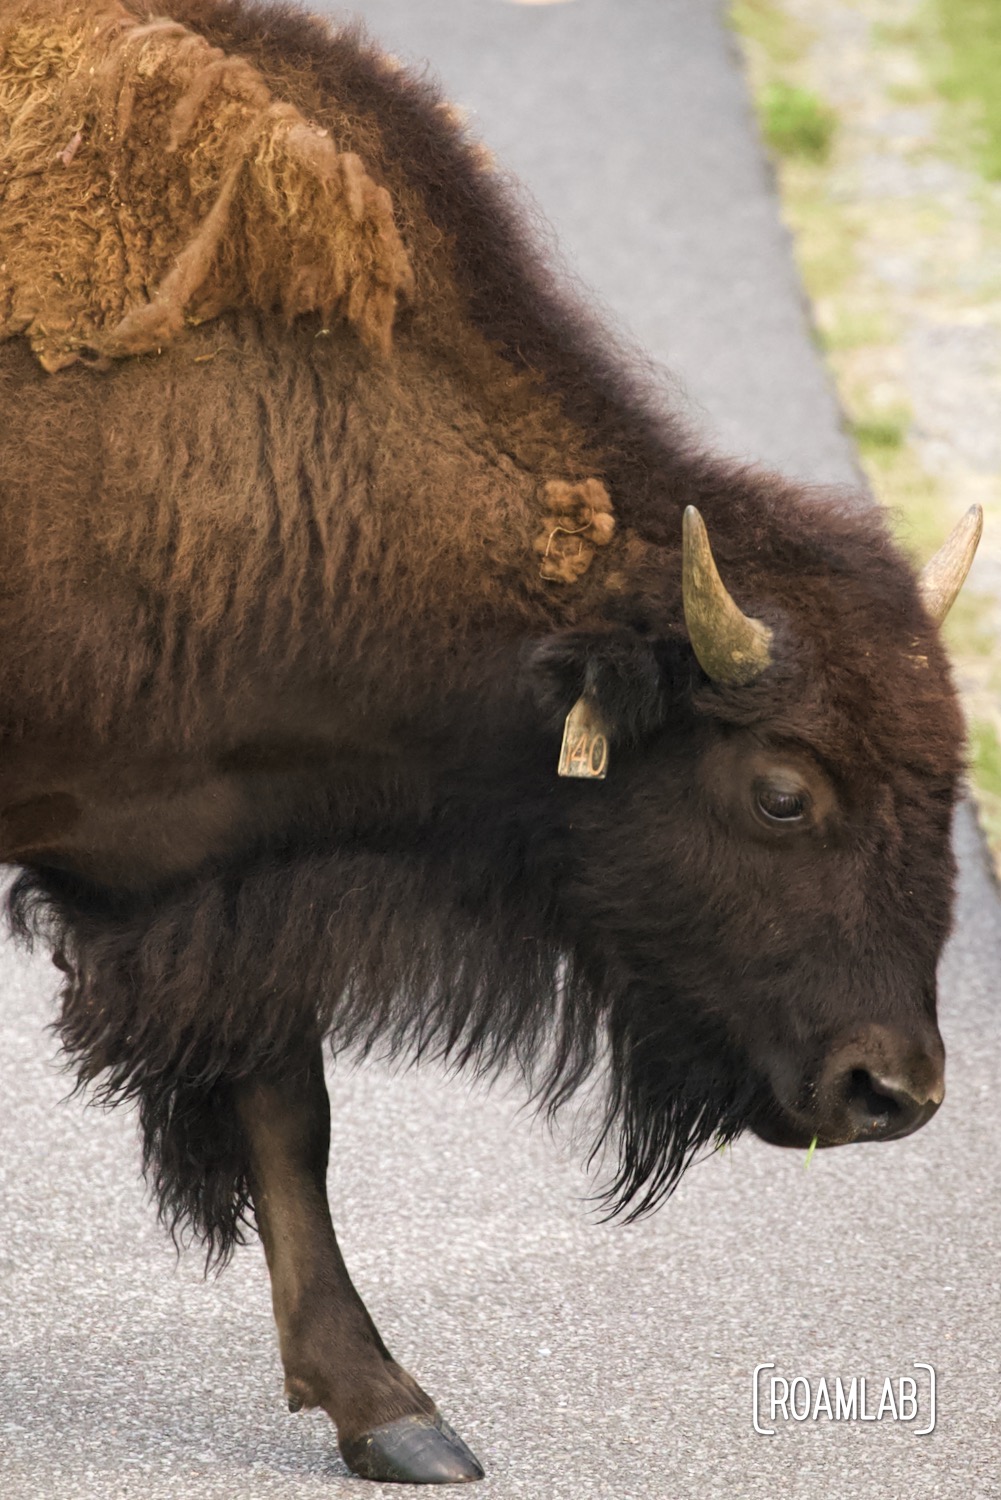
[933,0,1001,181]
[761,82,836,161]
[872,17,925,50]
[729,0,809,68]
[784,184,859,296]
[851,408,910,457]
[817,307,896,351]
[886,79,932,107]
[970,720,1001,853]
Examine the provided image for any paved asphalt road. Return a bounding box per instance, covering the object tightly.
[2,2,999,1498]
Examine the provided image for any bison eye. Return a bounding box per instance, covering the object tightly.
[754,777,808,825]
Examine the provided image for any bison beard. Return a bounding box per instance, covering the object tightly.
[9,844,761,1265]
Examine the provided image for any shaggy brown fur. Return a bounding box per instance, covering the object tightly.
[0,0,413,368]
[0,0,966,1272]
[535,478,617,583]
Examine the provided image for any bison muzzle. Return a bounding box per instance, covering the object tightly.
[0,0,982,1484]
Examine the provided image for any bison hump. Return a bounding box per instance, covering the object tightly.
[0,0,415,371]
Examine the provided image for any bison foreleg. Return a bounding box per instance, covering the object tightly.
[233,1045,483,1485]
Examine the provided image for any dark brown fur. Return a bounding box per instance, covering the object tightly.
[2,0,964,1275]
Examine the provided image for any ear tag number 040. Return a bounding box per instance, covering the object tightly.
[558,696,610,780]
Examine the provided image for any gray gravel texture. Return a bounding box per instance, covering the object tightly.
[1,2,999,1498]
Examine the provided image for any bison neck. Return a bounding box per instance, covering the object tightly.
[0,306,736,890]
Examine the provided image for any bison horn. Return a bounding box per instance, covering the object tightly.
[682,506,774,685]
[918,504,983,625]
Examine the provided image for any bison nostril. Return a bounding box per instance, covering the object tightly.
[847,1067,898,1119]
[841,1068,928,1138]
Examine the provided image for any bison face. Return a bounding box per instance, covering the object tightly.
[689,727,948,1151]
[524,502,979,1211]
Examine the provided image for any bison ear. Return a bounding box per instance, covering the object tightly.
[521,630,667,749]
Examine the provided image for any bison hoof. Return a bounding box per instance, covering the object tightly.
[340,1413,484,1484]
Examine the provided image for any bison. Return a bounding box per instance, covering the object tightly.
[0,0,982,1485]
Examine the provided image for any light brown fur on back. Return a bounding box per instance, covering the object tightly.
[0,0,414,369]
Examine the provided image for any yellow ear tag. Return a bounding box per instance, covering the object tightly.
[558,696,610,780]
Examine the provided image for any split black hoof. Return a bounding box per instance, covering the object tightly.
[340,1413,484,1485]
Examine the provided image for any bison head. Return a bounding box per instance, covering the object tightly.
[525,498,980,1214]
